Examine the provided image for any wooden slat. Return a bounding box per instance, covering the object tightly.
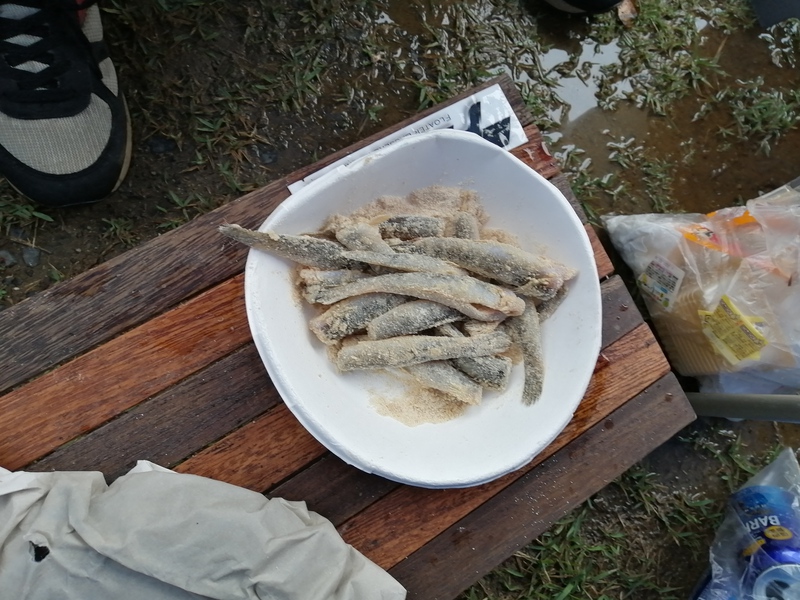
[389,373,695,598]
[0,76,532,395]
[509,124,560,181]
[600,275,641,348]
[269,454,399,526]
[0,203,269,394]
[174,403,327,491]
[28,344,277,480]
[0,276,250,471]
[588,225,614,279]
[335,323,670,569]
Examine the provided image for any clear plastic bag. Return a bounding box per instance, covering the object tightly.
[694,448,800,600]
[603,185,800,394]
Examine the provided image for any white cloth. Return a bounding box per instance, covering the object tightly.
[0,461,406,600]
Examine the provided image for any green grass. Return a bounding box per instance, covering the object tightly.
[459,423,787,600]
[589,0,754,115]
[759,18,800,68]
[0,194,53,230]
[704,77,800,155]
[102,217,137,247]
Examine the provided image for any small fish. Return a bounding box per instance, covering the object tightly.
[297,268,369,287]
[506,299,544,405]
[403,361,483,405]
[379,215,445,240]
[335,222,394,253]
[536,284,568,321]
[309,293,408,345]
[461,319,502,336]
[336,331,512,371]
[341,250,466,276]
[452,211,481,240]
[398,237,576,301]
[367,300,463,340]
[309,272,526,321]
[298,269,371,303]
[219,224,362,270]
[436,323,512,391]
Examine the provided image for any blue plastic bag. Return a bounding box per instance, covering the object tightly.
[694,448,800,599]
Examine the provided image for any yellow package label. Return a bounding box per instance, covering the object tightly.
[679,223,725,252]
[698,296,768,364]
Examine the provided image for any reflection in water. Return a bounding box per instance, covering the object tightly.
[539,39,629,124]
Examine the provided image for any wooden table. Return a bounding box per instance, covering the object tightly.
[0,76,695,599]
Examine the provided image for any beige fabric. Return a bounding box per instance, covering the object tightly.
[0,461,407,600]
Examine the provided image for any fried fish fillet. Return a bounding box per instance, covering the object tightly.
[367,300,463,340]
[219,224,362,270]
[309,293,408,344]
[310,272,525,321]
[336,331,511,371]
[398,237,576,301]
[506,299,544,405]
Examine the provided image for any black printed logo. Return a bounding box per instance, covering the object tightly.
[465,102,512,148]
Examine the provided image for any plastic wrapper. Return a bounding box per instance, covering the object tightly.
[0,460,406,600]
[693,448,800,599]
[603,185,800,394]
[288,83,527,193]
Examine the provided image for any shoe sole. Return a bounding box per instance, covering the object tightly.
[111,94,134,195]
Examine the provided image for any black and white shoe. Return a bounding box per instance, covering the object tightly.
[0,0,131,207]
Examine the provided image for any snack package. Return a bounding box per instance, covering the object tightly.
[603,184,800,394]
[693,448,800,600]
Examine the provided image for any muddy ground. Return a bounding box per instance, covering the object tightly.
[1,1,800,598]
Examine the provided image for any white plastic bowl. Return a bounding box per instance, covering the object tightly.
[244,130,601,488]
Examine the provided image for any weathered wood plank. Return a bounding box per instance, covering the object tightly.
[335,323,671,569]
[0,275,250,471]
[0,208,266,395]
[28,343,277,480]
[600,275,640,349]
[509,124,560,181]
[588,224,614,280]
[174,403,327,491]
[269,454,400,526]
[0,76,533,395]
[389,373,695,599]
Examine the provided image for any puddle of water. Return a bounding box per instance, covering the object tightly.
[372,1,800,217]
[544,18,800,215]
[539,39,630,125]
